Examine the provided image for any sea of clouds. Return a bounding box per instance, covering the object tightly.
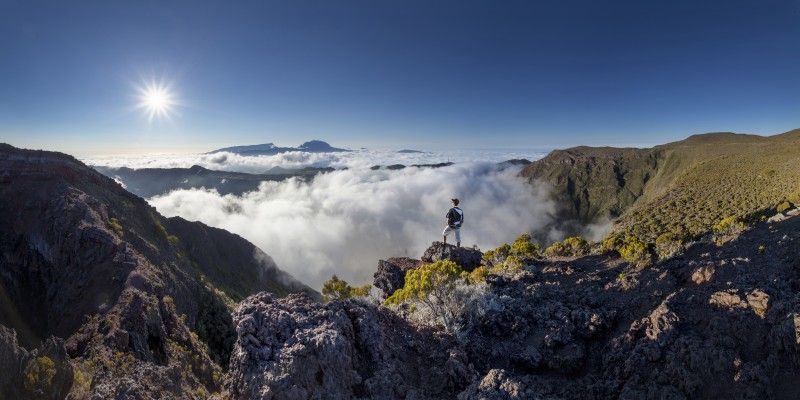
[84,148,561,289]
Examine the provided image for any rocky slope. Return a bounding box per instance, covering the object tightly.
[522,129,800,242]
[0,143,316,398]
[228,215,800,399]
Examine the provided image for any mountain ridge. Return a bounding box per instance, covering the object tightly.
[521,129,800,244]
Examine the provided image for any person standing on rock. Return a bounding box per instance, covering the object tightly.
[443,198,464,247]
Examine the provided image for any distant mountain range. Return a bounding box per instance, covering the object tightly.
[93,164,333,198]
[209,140,350,155]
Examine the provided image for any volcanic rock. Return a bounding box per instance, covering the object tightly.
[421,241,483,271]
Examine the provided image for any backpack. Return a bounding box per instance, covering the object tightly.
[447,207,463,227]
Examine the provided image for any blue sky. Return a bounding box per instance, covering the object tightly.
[1,0,799,155]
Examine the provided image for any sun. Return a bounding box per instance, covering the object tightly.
[136,80,176,122]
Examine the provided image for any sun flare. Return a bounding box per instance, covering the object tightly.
[136,81,176,122]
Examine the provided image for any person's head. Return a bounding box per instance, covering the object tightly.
[451,198,459,206]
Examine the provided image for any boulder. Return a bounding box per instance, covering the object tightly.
[226,292,472,400]
[373,257,423,299]
[421,242,483,271]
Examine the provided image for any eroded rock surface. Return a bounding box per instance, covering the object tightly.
[227,292,472,399]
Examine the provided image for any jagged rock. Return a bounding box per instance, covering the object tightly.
[373,257,422,298]
[226,292,472,400]
[421,241,483,271]
[767,213,787,223]
[457,369,531,400]
[0,325,30,399]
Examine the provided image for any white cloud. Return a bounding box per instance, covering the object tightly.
[83,148,546,173]
[148,163,555,290]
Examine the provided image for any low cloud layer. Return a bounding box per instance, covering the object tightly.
[84,148,547,173]
[149,163,554,289]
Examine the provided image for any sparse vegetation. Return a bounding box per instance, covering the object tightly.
[776,201,793,213]
[544,236,589,257]
[483,233,539,269]
[385,260,482,331]
[24,356,56,393]
[107,217,123,237]
[321,275,371,302]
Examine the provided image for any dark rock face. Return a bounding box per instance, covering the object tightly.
[227,293,472,400]
[372,257,422,299]
[421,241,483,271]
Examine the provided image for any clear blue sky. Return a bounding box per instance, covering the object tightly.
[1,0,799,155]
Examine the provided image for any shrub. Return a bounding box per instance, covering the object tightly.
[510,233,540,259]
[385,260,471,331]
[757,244,766,254]
[655,232,683,260]
[712,215,747,235]
[482,243,511,267]
[618,235,650,264]
[321,275,371,302]
[776,201,793,213]
[544,236,589,257]
[107,217,123,237]
[24,356,56,393]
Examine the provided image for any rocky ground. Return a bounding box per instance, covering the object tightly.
[228,216,800,399]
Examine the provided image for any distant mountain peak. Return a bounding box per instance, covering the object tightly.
[209,140,349,155]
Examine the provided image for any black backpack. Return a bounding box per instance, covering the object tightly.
[447,207,463,227]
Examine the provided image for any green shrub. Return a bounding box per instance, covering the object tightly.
[510,233,540,258]
[107,217,123,237]
[655,232,683,260]
[482,243,511,267]
[618,235,650,264]
[385,260,477,331]
[713,215,747,235]
[385,260,463,306]
[544,236,588,257]
[24,356,56,392]
[321,275,371,302]
[776,201,793,213]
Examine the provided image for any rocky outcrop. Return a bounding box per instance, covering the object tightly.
[372,257,422,298]
[232,214,800,399]
[421,241,483,271]
[227,293,472,400]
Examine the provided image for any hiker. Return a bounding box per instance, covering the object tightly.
[443,198,463,247]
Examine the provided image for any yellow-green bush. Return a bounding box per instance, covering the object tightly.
[385,260,462,306]
[321,275,371,302]
[482,243,511,266]
[713,215,747,235]
[617,235,650,264]
[655,232,683,260]
[385,260,483,331]
[107,217,123,237]
[510,233,541,258]
[776,201,793,213]
[544,236,589,257]
[24,356,56,392]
